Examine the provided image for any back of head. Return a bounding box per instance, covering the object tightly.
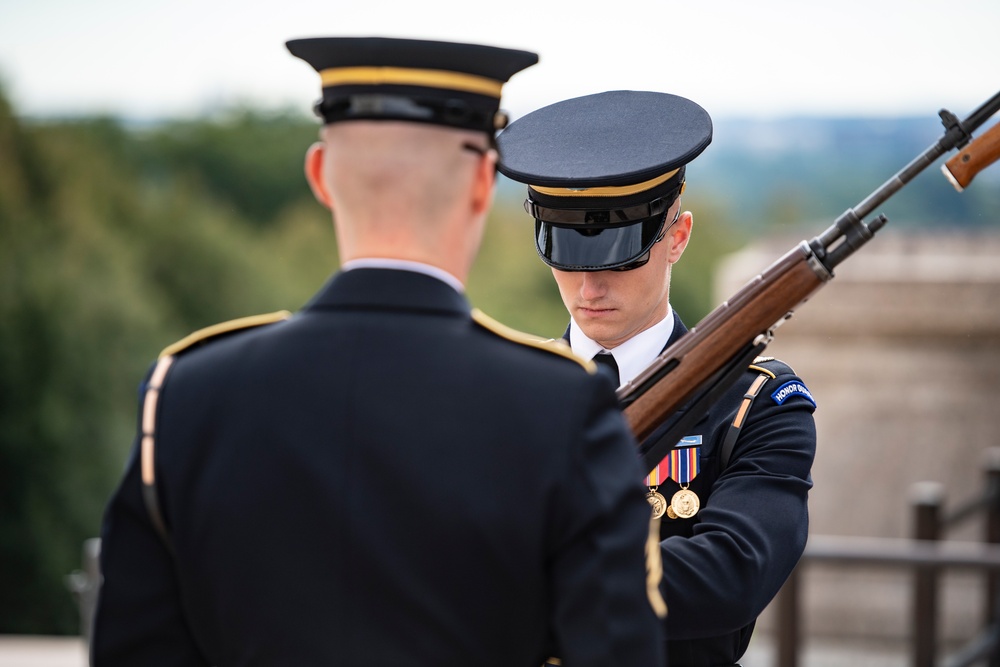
[287,36,538,266]
[321,121,484,230]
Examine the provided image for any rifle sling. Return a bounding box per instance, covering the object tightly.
[719,371,772,470]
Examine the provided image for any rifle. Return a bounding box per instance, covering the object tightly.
[619,89,1000,473]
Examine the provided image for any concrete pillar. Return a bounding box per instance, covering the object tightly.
[714,230,1000,643]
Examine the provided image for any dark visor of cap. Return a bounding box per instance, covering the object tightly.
[524,195,670,226]
[316,93,505,132]
[535,214,667,271]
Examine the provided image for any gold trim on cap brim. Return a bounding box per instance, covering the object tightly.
[320,66,503,98]
[530,168,680,199]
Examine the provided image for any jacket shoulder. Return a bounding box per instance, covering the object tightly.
[471,309,596,374]
[748,356,816,408]
[158,310,292,359]
[748,355,799,379]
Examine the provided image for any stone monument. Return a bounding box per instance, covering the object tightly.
[715,230,1000,644]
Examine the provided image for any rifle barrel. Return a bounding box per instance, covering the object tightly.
[961,91,1000,136]
[618,88,1000,461]
[814,88,1000,273]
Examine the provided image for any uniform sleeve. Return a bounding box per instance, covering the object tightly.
[90,384,211,666]
[547,376,666,666]
[661,369,817,639]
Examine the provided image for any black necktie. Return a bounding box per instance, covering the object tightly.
[592,352,620,388]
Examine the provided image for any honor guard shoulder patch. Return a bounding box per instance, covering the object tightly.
[158,310,293,359]
[771,380,816,407]
[471,308,595,374]
[748,356,813,406]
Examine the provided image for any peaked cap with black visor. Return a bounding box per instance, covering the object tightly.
[496,90,712,271]
[286,37,538,140]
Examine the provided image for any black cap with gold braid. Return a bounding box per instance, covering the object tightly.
[497,90,712,271]
[286,37,538,134]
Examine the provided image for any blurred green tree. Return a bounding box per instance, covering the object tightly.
[137,108,321,226]
[0,99,163,633]
[0,97,337,633]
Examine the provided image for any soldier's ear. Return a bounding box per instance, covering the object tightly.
[470,148,497,216]
[667,211,693,264]
[304,142,332,208]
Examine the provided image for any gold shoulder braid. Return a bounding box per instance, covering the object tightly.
[159,310,292,358]
[748,355,777,375]
[143,310,293,549]
[646,515,668,618]
[471,308,595,374]
[140,355,176,551]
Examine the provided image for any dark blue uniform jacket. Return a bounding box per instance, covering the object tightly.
[92,268,664,667]
[573,312,817,667]
[654,314,815,666]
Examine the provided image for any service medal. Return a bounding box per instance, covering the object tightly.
[645,436,702,520]
[670,487,700,519]
[646,489,668,519]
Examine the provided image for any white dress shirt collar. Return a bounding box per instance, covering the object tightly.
[568,305,675,387]
[341,258,465,294]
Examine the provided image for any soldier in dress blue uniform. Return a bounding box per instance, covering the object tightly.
[90,40,666,667]
[497,90,818,667]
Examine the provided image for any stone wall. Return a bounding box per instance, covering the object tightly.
[711,230,1000,642]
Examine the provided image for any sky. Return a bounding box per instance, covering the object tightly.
[0,0,998,123]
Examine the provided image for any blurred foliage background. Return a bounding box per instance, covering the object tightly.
[2,82,997,634]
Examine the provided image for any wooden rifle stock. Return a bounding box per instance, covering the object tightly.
[619,243,830,443]
[618,88,1000,472]
[942,121,1000,191]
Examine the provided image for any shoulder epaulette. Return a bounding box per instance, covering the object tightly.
[748,356,777,379]
[158,310,292,359]
[749,355,799,379]
[144,309,292,550]
[471,308,595,374]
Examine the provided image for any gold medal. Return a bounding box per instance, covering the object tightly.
[646,489,668,519]
[670,486,700,519]
[645,440,703,521]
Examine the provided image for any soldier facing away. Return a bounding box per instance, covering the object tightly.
[90,40,665,666]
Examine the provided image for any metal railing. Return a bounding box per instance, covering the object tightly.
[66,537,101,645]
[774,447,1000,667]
